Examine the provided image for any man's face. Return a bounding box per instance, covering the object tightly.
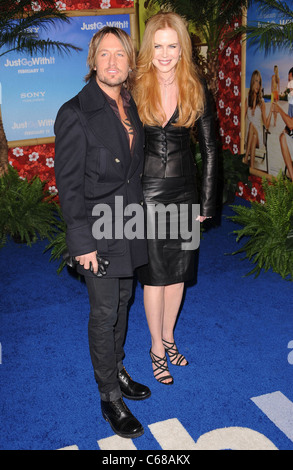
[94,33,129,90]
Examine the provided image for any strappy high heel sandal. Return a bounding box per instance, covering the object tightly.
[149,350,174,385]
[162,339,189,366]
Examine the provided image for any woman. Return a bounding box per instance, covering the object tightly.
[273,101,293,181]
[133,12,218,384]
[243,70,272,168]
[271,65,280,127]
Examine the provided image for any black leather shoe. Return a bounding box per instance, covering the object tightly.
[101,398,144,439]
[118,368,151,401]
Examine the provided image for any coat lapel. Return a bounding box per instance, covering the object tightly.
[78,79,130,161]
[78,79,143,179]
[126,99,144,179]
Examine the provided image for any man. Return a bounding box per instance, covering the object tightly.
[287,67,293,118]
[273,101,293,180]
[54,27,150,439]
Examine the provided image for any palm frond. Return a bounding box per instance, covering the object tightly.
[235,0,293,55]
[256,0,293,17]
[0,37,81,57]
[0,0,81,57]
[151,0,247,36]
[244,22,293,55]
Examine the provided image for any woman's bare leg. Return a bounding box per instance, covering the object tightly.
[280,132,293,180]
[144,285,173,383]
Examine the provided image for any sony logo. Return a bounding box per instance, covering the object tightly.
[21,91,46,99]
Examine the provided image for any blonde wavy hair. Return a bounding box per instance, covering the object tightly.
[133,12,204,127]
[248,70,263,109]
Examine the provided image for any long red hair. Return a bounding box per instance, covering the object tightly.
[133,12,204,127]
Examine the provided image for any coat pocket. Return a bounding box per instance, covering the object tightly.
[89,212,127,257]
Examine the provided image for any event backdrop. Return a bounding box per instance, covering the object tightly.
[242,2,293,178]
[3,0,265,201]
[0,13,131,143]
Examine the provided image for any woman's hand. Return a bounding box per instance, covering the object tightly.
[196,215,211,223]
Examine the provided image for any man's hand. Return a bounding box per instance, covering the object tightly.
[75,251,98,274]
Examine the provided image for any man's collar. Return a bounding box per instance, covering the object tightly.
[78,77,131,112]
[100,84,131,107]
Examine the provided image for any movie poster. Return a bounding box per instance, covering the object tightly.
[244,2,293,178]
[0,13,131,144]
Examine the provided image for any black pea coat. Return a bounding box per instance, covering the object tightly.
[54,78,148,278]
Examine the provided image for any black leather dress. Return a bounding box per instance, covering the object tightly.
[137,84,218,286]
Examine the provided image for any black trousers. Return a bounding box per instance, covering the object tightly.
[85,276,133,402]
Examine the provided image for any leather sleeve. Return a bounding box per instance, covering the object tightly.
[196,81,218,217]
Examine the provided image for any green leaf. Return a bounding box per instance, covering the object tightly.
[0,166,59,247]
[228,172,293,281]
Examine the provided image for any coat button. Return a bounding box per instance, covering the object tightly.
[115,158,120,163]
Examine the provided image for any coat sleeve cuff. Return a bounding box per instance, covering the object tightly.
[66,224,97,257]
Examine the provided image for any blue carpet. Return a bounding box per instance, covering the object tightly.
[0,198,292,450]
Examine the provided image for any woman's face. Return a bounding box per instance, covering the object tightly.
[152,28,181,76]
[253,75,261,93]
